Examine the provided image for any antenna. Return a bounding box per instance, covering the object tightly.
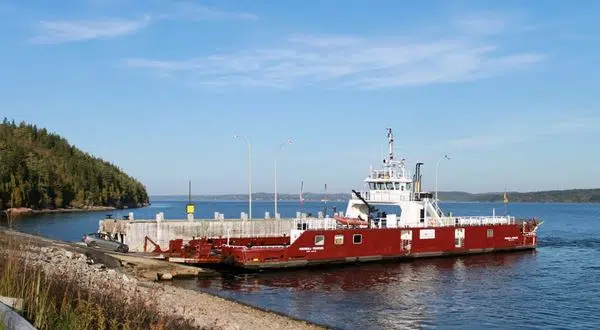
[299,181,304,212]
[323,183,328,217]
[387,128,394,162]
[504,184,508,215]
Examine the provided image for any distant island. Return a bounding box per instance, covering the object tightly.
[153,188,600,203]
[438,189,600,203]
[0,119,149,214]
[153,192,351,202]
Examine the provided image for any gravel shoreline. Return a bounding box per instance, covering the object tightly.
[0,230,326,330]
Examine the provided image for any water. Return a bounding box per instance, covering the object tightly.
[4,200,600,329]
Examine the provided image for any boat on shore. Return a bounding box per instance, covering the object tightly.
[219,128,542,270]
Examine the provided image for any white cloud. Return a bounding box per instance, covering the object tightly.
[447,116,600,149]
[157,1,258,21]
[30,1,256,44]
[30,16,151,44]
[124,29,545,89]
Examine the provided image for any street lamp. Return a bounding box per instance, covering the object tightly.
[234,133,252,220]
[435,154,451,202]
[275,138,293,217]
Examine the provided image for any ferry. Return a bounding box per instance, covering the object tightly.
[220,128,542,270]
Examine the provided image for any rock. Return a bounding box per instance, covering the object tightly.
[122,274,130,282]
[157,272,173,281]
[0,296,24,311]
[64,251,74,259]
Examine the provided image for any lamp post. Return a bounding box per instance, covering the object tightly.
[275,139,293,218]
[234,134,252,220]
[435,154,451,202]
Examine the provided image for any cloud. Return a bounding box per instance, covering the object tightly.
[157,2,258,21]
[447,116,600,149]
[30,16,151,44]
[29,1,256,44]
[123,29,545,89]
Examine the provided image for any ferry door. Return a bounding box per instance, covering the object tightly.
[401,230,412,252]
[455,228,465,248]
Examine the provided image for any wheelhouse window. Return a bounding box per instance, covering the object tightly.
[386,182,394,190]
[353,234,363,244]
[394,182,400,190]
[334,235,344,245]
[315,235,325,246]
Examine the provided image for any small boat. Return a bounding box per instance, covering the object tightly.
[333,215,368,226]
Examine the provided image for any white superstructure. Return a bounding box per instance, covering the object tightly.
[343,128,513,229]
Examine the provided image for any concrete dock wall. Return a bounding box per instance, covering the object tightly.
[99,219,296,252]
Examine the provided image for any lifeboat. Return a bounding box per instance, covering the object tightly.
[333,215,369,226]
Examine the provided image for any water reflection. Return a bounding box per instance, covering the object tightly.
[176,251,536,329]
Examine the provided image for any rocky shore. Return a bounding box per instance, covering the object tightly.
[3,206,117,216]
[0,229,325,330]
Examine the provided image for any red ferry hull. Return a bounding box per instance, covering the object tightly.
[221,223,537,270]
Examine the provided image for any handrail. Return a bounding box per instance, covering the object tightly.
[351,191,413,202]
[293,215,516,231]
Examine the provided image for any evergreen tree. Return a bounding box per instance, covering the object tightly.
[0,120,149,210]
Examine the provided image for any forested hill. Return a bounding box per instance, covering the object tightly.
[0,119,149,210]
[439,189,600,203]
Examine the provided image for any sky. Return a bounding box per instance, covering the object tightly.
[1,0,600,195]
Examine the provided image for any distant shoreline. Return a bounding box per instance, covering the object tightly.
[147,198,600,204]
[150,188,600,204]
[2,204,150,217]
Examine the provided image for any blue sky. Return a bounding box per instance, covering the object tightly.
[2,0,600,195]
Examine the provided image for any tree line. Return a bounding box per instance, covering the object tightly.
[0,119,149,210]
[439,189,600,203]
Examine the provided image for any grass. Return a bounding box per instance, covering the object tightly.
[0,235,198,330]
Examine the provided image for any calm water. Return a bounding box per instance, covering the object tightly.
[4,200,600,329]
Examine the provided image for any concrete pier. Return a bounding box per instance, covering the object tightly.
[99,218,296,252]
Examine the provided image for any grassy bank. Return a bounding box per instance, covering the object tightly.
[0,238,196,330]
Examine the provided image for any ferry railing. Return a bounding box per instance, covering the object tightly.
[351,191,412,202]
[292,218,338,231]
[432,200,444,217]
[290,214,516,232]
[437,216,515,227]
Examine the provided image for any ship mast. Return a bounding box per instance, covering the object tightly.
[386,128,394,165]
